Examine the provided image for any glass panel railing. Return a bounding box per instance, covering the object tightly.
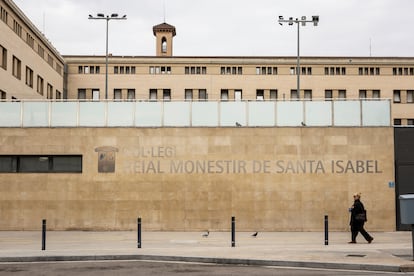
[305,101,332,126]
[192,102,218,126]
[79,102,106,127]
[362,100,391,126]
[334,101,361,126]
[107,102,135,127]
[0,102,21,127]
[248,101,275,126]
[135,101,162,127]
[220,101,246,127]
[23,101,49,127]
[277,101,303,126]
[51,101,78,127]
[164,102,191,126]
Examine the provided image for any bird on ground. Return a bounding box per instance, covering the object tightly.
[235,122,242,127]
[202,231,209,238]
[251,232,258,237]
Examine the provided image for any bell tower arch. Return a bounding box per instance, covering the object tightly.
[153,22,176,56]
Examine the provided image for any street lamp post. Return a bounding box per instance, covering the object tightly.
[278,16,319,99]
[89,13,127,100]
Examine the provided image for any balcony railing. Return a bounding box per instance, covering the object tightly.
[0,99,391,128]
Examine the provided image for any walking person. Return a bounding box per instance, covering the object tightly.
[349,192,374,244]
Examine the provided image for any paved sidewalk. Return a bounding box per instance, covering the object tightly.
[0,231,413,272]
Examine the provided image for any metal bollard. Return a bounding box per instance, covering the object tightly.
[231,216,235,247]
[137,217,141,248]
[324,215,329,245]
[42,219,46,251]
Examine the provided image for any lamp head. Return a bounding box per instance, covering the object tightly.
[97,13,105,17]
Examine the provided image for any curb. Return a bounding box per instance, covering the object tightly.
[0,254,410,272]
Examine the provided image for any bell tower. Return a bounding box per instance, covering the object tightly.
[153,22,176,57]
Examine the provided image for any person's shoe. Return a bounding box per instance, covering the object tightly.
[368,237,374,244]
[348,241,356,244]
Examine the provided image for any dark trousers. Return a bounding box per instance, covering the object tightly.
[351,222,373,242]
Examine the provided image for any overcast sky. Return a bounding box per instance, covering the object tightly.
[12,0,414,57]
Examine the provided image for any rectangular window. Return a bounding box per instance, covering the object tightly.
[304,90,312,101]
[90,66,95,74]
[256,90,264,101]
[358,68,363,75]
[78,66,83,74]
[393,90,401,103]
[127,89,135,100]
[359,90,367,99]
[234,90,242,101]
[163,89,171,101]
[149,89,157,101]
[185,89,193,101]
[341,67,346,75]
[338,90,346,100]
[12,55,21,79]
[394,119,401,126]
[131,66,136,74]
[56,90,62,99]
[198,89,207,101]
[26,33,34,48]
[47,84,53,99]
[290,67,296,75]
[25,67,33,88]
[115,66,119,74]
[0,90,6,100]
[324,67,329,75]
[238,67,242,75]
[1,6,8,24]
[38,45,44,58]
[220,89,229,101]
[0,44,6,70]
[36,75,44,95]
[13,20,22,37]
[114,89,122,101]
[325,90,333,100]
[0,155,82,173]
[185,67,190,74]
[92,89,100,101]
[375,67,380,75]
[221,67,226,75]
[78,89,86,100]
[407,119,414,125]
[290,90,299,100]
[125,66,130,74]
[270,89,278,101]
[372,90,380,99]
[407,90,414,103]
[256,67,260,75]
[120,66,125,74]
[47,54,53,67]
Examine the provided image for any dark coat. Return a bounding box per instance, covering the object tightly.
[350,199,365,226]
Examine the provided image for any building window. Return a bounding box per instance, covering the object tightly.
[304,90,312,101]
[393,90,401,103]
[0,89,6,100]
[92,89,100,101]
[38,45,44,58]
[127,89,135,100]
[338,90,346,100]
[25,67,33,88]
[290,90,299,100]
[47,84,53,99]
[290,67,296,75]
[12,56,21,79]
[407,119,414,125]
[78,89,86,100]
[270,89,278,100]
[185,89,193,101]
[114,89,122,101]
[149,89,157,101]
[359,90,367,99]
[115,66,120,74]
[220,89,229,101]
[0,155,82,173]
[394,119,402,126]
[161,37,167,53]
[234,90,242,101]
[163,89,171,101]
[0,44,6,70]
[26,33,34,48]
[1,6,8,24]
[198,89,207,101]
[372,90,380,99]
[37,75,44,95]
[256,90,264,101]
[13,19,22,37]
[325,90,333,100]
[56,90,62,99]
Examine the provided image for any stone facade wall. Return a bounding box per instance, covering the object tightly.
[0,127,395,231]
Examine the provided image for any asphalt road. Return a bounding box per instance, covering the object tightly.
[1,260,414,276]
